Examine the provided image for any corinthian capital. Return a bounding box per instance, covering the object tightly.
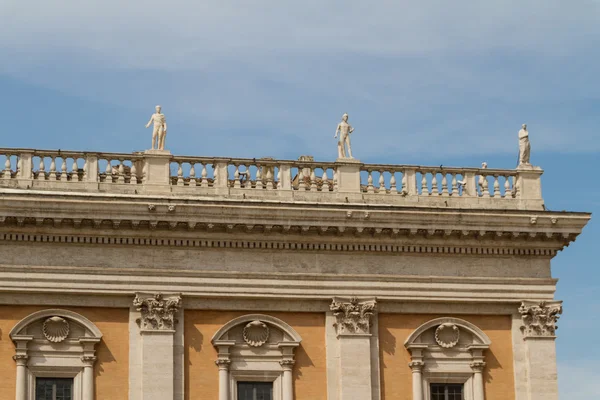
[133,293,182,331]
[519,300,562,338]
[330,297,377,335]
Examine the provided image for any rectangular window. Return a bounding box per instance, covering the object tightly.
[36,378,73,400]
[237,381,273,400]
[430,383,464,400]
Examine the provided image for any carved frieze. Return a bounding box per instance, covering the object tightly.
[330,297,377,335]
[133,293,182,331]
[519,301,562,338]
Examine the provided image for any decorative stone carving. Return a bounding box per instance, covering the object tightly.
[243,320,270,347]
[133,293,182,330]
[330,297,376,335]
[435,323,460,348]
[470,361,486,372]
[334,113,355,159]
[42,316,70,343]
[518,124,531,166]
[81,356,97,365]
[145,105,168,150]
[519,301,562,337]
[408,360,424,371]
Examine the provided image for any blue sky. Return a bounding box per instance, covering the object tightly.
[1,0,598,397]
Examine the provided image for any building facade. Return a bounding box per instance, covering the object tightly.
[0,147,590,400]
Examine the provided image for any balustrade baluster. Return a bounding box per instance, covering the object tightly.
[390,172,397,194]
[117,161,125,183]
[188,163,196,186]
[71,160,79,182]
[82,159,88,181]
[105,161,113,183]
[321,169,329,191]
[49,157,57,180]
[431,172,439,195]
[482,175,490,197]
[421,172,428,195]
[309,169,317,191]
[39,158,46,180]
[493,175,500,197]
[60,159,67,181]
[378,171,386,194]
[277,167,283,190]
[130,163,138,184]
[266,168,274,190]
[297,168,304,190]
[201,164,208,186]
[233,165,241,188]
[401,173,407,194]
[441,174,448,196]
[505,176,512,198]
[255,166,262,190]
[2,156,11,179]
[367,170,374,193]
[177,162,184,186]
[451,173,459,196]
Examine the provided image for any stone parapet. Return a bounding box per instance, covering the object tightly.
[0,147,545,210]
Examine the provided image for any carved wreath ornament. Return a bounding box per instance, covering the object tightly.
[435,323,460,348]
[243,320,270,347]
[330,297,376,335]
[519,301,562,337]
[133,293,182,330]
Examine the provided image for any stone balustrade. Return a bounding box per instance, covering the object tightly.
[0,148,544,210]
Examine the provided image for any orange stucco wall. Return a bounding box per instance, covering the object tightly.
[185,310,327,400]
[0,306,129,400]
[379,314,515,400]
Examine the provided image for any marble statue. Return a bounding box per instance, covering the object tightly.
[518,124,531,166]
[145,105,168,150]
[335,113,354,159]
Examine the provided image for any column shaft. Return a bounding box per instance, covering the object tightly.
[411,370,423,400]
[282,368,293,400]
[218,366,229,400]
[15,363,27,400]
[83,365,95,400]
[473,371,484,400]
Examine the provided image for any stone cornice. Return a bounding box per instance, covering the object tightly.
[0,192,589,254]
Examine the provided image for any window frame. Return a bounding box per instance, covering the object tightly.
[236,381,274,400]
[29,368,81,400]
[35,377,75,400]
[230,370,281,400]
[429,382,465,400]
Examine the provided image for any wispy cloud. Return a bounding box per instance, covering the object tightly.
[1,1,599,160]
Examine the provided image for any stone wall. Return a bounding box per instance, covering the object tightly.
[379,313,515,400]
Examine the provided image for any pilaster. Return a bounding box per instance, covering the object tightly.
[129,292,182,400]
[329,297,378,400]
[518,300,562,400]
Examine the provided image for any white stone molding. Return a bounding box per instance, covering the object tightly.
[211,314,302,400]
[404,317,491,400]
[9,309,102,400]
[133,292,182,331]
[330,297,377,336]
[518,300,562,338]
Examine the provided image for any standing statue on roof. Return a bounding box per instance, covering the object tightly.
[146,105,168,150]
[335,113,354,159]
[518,123,531,166]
